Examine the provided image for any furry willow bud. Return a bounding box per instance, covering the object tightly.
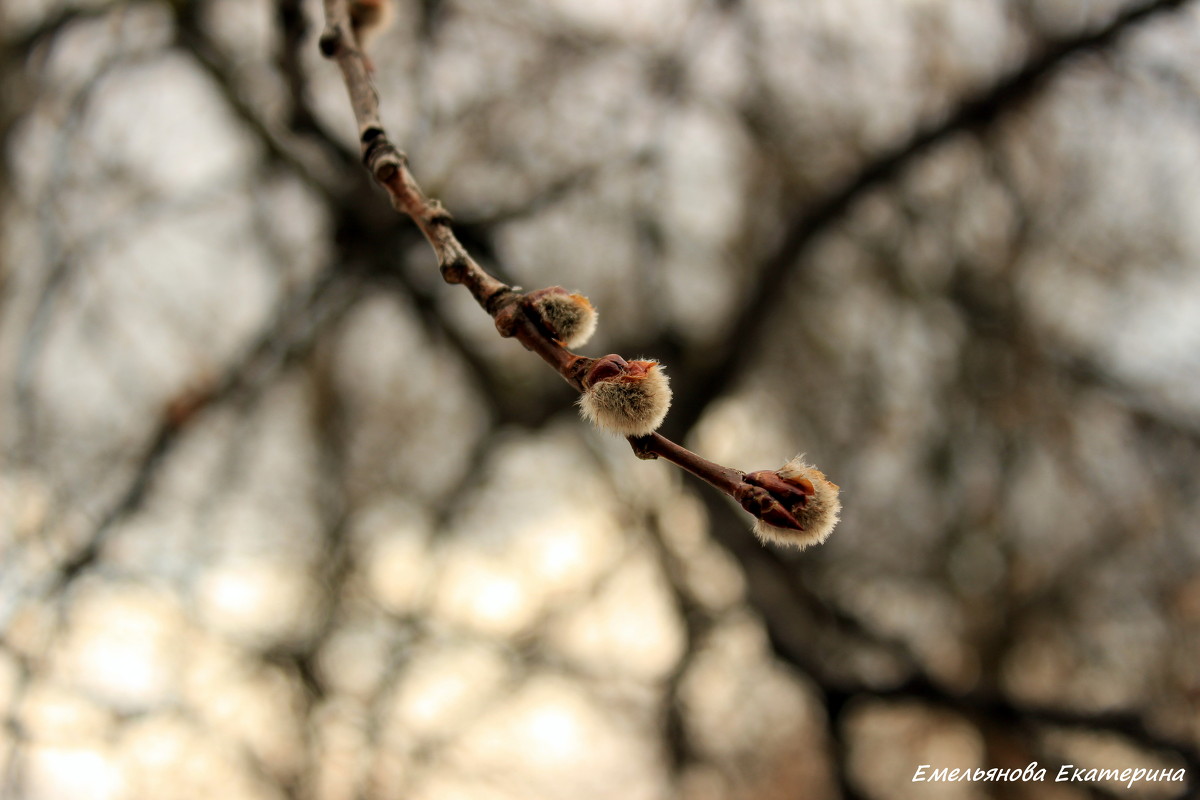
[578,354,672,436]
[746,457,841,549]
[350,0,395,50]
[525,287,598,349]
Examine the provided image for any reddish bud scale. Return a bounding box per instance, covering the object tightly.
[584,354,630,385]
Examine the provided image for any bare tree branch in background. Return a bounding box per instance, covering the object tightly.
[668,0,1199,436]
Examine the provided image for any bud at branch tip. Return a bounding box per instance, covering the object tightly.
[748,456,841,549]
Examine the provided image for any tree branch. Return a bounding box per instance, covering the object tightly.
[317,0,831,542]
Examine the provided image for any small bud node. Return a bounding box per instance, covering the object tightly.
[492,303,520,338]
[629,434,660,460]
[318,31,340,57]
[426,201,454,227]
[374,161,398,182]
[440,257,468,284]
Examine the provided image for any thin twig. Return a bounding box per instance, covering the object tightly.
[318,0,813,537]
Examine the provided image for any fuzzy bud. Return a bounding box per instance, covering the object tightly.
[578,354,672,436]
[525,287,598,349]
[350,0,395,50]
[746,457,841,549]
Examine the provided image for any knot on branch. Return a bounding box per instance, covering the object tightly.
[361,126,385,147]
[363,134,402,177]
[484,288,524,338]
[628,434,660,460]
[318,29,341,57]
[425,199,453,227]
[439,256,469,284]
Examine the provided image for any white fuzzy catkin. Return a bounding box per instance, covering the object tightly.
[579,363,671,436]
[350,0,395,48]
[752,457,841,549]
[533,290,597,349]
